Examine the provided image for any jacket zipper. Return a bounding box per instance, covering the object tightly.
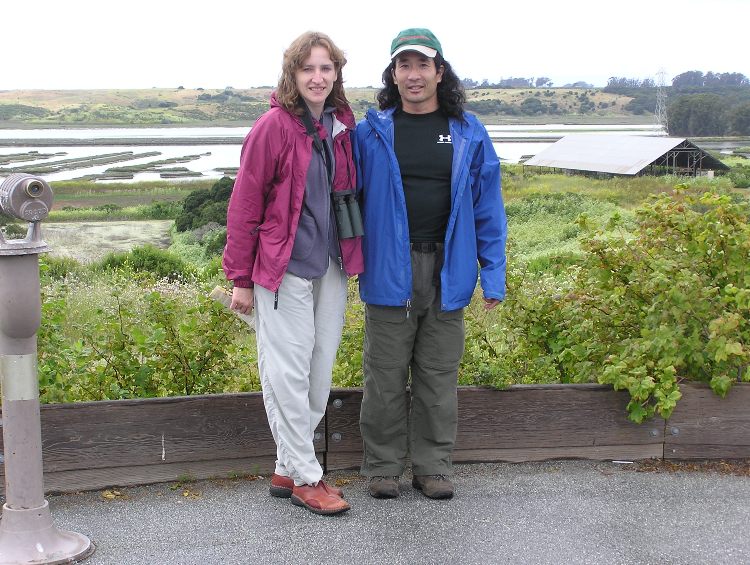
[332,125,352,274]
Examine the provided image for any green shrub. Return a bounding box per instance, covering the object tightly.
[94,204,122,214]
[174,176,233,232]
[38,275,259,402]
[168,230,209,267]
[203,227,227,258]
[487,186,750,422]
[729,164,750,188]
[94,244,195,281]
[332,281,364,387]
[144,201,182,219]
[200,255,225,281]
[40,256,82,280]
[1,222,27,238]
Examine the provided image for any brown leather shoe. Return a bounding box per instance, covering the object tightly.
[269,474,294,498]
[319,480,345,498]
[270,474,344,498]
[368,476,400,499]
[291,483,351,515]
[412,474,454,499]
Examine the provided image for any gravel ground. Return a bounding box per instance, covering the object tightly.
[35,460,750,565]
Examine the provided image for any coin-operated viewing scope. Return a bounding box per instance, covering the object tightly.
[0,174,54,254]
[0,173,53,222]
[0,173,94,562]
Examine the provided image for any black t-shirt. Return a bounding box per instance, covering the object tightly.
[393,109,453,243]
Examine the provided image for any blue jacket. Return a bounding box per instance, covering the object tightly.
[353,107,507,311]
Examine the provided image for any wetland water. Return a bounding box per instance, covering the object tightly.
[0,124,665,183]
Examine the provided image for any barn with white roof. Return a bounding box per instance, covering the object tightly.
[523,135,729,176]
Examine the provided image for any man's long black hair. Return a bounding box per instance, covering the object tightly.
[376,53,466,119]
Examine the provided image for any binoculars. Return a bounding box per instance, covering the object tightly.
[332,190,363,240]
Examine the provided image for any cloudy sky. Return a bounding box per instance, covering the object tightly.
[3,0,747,90]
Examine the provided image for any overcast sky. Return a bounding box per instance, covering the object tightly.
[3,0,747,91]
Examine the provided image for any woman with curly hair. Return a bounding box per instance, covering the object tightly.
[223,31,363,516]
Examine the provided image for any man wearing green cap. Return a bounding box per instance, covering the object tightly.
[353,28,507,499]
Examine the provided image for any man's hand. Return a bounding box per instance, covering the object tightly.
[483,297,501,310]
[231,286,254,315]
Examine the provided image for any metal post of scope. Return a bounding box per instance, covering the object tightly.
[0,174,93,564]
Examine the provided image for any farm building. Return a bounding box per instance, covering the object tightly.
[523,135,729,177]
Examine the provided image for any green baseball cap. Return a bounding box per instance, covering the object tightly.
[390,28,443,59]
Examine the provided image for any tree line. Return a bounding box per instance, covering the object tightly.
[603,71,750,136]
[459,70,749,136]
[461,77,593,89]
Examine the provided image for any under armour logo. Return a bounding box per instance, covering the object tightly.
[437,134,452,144]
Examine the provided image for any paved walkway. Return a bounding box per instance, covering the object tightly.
[41,460,750,564]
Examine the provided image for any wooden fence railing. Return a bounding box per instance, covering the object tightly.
[0,383,747,493]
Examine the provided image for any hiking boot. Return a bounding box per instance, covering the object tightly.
[368,476,400,499]
[291,483,351,516]
[412,474,454,499]
[270,474,343,498]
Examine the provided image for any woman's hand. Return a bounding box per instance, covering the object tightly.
[231,286,254,315]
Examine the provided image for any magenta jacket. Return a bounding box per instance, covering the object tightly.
[222,94,364,291]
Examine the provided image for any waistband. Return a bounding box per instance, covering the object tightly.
[410,242,443,253]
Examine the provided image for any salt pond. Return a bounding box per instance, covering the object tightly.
[0,124,665,182]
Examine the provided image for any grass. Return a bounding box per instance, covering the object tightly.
[502,165,736,208]
[50,179,213,211]
[720,155,749,168]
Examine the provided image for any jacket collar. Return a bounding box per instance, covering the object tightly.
[267,90,355,134]
[366,106,473,140]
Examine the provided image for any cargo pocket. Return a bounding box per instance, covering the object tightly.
[421,306,465,369]
[364,304,409,368]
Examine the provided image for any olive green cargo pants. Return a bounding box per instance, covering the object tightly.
[360,245,465,477]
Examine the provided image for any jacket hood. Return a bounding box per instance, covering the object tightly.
[269,91,355,130]
[270,91,281,108]
[365,107,396,136]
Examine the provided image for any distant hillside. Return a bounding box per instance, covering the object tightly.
[0,87,647,127]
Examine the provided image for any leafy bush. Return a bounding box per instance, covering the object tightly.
[482,187,750,422]
[40,256,83,280]
[168,224,227,267]
[38,274,258,402]
[144,201,182,219]
[94,244,195,281]
[729,164,750,189]
[203,227,227,258]
[1,221,27,238]
[0,104,50,120]
[94,204,122,214]
[174,176,233,232]
[200,255,225,280]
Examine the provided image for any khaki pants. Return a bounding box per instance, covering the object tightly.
[360,246,465,477]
